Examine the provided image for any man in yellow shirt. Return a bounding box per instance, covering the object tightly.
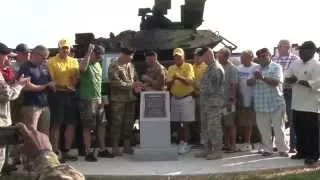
[167,48,195,155]
[48,39,79,162]
[192,48,208,144]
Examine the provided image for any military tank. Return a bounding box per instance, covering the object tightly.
[51,0,239,151]
[71,0,237,75]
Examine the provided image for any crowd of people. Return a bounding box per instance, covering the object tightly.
[0,38,318,179]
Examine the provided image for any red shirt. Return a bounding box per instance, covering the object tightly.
[0,66,16,84]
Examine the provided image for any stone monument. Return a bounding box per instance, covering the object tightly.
[133,91,178,161]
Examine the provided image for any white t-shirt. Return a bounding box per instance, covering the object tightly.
[237,63,259,107]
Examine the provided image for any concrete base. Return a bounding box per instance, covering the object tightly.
[133,146,178,161]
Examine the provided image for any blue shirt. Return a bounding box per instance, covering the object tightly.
[18,61,52,107]
[250,62,285,112]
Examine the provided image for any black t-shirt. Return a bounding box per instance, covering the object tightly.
[18,61,52,107]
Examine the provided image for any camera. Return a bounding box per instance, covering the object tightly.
[0,126,23,145]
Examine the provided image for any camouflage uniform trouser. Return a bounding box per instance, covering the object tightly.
[200,103,223,152]
[110,101,136,143]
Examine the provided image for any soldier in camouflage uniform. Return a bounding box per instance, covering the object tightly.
[141,51,167,91]
[195,47,225,160]
[16,123,85,180]
[108,48,142,156]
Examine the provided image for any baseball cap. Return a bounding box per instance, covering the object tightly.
[58,38,71,48]
[299,41,317,50]
[173,48,184,57]
[121,47,135,55]
[0,43,16,56]
[15,43,30,53]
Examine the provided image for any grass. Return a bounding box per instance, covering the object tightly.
[1,166,320,180]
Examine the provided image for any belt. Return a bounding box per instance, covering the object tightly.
[173,94,192,99]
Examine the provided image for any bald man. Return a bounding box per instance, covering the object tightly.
[272,40,299,153]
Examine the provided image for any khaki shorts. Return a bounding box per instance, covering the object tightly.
[21,106,50,133]
[236,107,256,127]
[171,96,195,122]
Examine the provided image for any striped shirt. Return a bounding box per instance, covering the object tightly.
[250,62,285,112]
[272,53,299,89]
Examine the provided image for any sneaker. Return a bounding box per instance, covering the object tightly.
[253,143,263,153]
[98,150,114,158]
[62,151,78,162]
[178,142,191,155]
[85,153,98,162]
[240,143,252,152]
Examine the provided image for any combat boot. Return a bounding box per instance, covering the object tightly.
[206,151,223,160]
[194,143,208,158]
[123,139,134,154]
[111,138,122,156]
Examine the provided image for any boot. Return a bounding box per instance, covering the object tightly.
[206,151,223,160]
[111,138,122,156]
[194,143,208,158]
[205,141,223,160]
[123,139,134,154]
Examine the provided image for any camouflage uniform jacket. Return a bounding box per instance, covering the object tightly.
[0,73,23,127]
[108,59,138,102]
[199,61,225,108]
[35,151,85,180]
[143,61,167,90]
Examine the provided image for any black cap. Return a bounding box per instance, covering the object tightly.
[197,47,210,56]
[0,43,12,55]
[121,47,135,55]
[144,50,157,57]
[299,41,317,50]
[15,43,30,53]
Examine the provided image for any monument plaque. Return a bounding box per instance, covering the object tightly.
[144,93,166,118]
[134,91,178,161]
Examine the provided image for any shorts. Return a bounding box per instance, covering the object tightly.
[78,99,107,129]
[49,91,78,125]
[21,106,50,132]
[171,96,195,122]
[222,112,236,127]
[237,107,256,127]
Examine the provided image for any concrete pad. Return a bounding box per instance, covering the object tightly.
[133,146,178,161]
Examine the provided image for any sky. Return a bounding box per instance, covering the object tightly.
[1,0,320,53]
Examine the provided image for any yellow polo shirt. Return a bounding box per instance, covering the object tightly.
[167,62,195,97]
[193,62,208,81]
[48,54,79,89]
